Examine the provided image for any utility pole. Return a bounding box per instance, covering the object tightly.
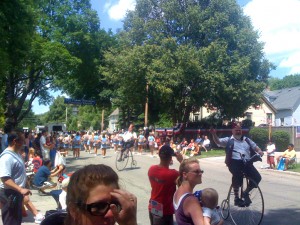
[144,83,149,128]
[66,107,68,123]
[101,109,104,132]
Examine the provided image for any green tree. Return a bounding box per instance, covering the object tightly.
[0,0,115,131]
[104,0,273,125]
[272,130,290,152]
[269,74,300,90]
[249,127,268,149]
[43,96,70,124]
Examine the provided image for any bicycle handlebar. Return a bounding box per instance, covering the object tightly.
[232,150,262,165]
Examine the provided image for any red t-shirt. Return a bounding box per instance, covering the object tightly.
[148,165,179,215]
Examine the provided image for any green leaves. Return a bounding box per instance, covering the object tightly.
[106,0,272,124]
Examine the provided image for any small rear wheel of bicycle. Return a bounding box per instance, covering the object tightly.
[229,177,264,225]
[115,151,129,171]
[131,159,137,167]
[220,199,230,220]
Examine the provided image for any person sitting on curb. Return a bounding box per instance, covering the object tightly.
[276,144,296,171]
[33,159,58,194]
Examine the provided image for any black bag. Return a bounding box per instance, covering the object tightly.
[42,210,67,225]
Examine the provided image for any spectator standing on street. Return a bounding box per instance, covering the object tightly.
[148,145,183,225]
[266,140,276,169]
[0,129,32,225]
[40,130,53,159]
[1,127,11,154]
[173,158,205,225]
[32,133,42,157]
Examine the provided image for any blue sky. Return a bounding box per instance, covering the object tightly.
[32,0,300,114]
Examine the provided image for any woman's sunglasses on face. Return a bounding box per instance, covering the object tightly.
[78,200,122,216]
[188,169,204,175]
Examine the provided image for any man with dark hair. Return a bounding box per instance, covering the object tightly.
[33,159,58,193]
[40,130,53,159]
[148,145,183,225]
[0,129,32,225]
[276,143,296,171]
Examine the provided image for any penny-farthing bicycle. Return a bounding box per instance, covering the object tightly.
[115,141,137,171]
[221,151,264,225]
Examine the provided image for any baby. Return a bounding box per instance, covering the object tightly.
[194,188,223,225]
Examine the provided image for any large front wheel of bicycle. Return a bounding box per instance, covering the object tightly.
[229,177,264,225]
[115,150,129,171]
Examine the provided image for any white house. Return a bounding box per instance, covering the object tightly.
[108,108,119,132]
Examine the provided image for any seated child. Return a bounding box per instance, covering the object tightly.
[194,188,223,225]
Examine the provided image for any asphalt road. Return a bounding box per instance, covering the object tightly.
[1,149,299,225]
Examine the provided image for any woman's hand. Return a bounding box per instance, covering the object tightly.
[110,189,137,225]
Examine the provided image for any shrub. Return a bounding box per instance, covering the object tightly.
[249,127,268,149]
[272,131,290,152]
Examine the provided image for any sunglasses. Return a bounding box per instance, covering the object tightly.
[78,200,122,216]
[189,170,204,175]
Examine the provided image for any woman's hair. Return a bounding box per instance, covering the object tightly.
[176,158,199,187]
[29,147,35,156]
[65,164,120,224]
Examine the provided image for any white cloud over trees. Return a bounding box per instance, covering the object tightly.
[244,0,300,75]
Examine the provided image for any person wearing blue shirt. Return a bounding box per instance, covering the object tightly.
[33,159,58,193]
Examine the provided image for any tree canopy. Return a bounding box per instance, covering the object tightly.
[0,0,115,130]
[103,0,273,124]
[269,74,300,90]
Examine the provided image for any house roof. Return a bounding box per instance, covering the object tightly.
[109,108,119,117]
[263,86,300,111]
[261,95,277,113]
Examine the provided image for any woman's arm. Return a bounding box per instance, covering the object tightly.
[184,196,204,225]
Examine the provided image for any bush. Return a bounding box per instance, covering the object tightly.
[272,131,290,152]
[249,127,269,149]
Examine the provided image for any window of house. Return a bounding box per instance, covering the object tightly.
[267,113,272,124]
[194,115,199,121]
[280,118,284,126]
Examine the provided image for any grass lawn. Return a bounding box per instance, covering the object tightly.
[192,148,226,159]
[289,163,300,173]
[190,149,300,174]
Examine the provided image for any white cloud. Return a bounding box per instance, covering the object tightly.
[244,0,300,76]
[106,0,136,20]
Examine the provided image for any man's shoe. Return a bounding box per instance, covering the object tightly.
[243,192,252,206]
[234,197,246,207]
[117,158,122,162]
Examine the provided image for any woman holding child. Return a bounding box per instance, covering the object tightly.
[173,158,205,225]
